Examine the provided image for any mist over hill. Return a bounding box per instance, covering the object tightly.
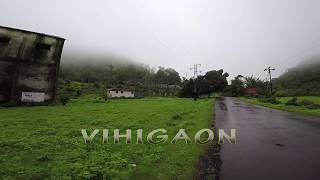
[275,57,320,96]
[59,51,181,87]
[61,50,136,67]
[60,51,151,85]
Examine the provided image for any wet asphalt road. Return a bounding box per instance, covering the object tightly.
[216,97,320,180]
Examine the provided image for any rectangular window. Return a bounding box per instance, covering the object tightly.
[0,37,10,44]
[35,43,51,51]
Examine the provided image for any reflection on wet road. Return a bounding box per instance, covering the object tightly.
[216,97,320,180]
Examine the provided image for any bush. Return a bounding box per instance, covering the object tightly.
[296,98,320,109]
[258,96,280,104]
[306,103,320,109]
[76,90,82,96]
[269,96,280,104]
[275,89,289,97]
[285,98,298,106]
[299,99,314,106]
[60,96,70,105]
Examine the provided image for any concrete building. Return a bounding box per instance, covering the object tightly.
[0,26,65,104]
[106,88,135,98]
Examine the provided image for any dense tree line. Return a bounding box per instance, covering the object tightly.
[59,56,320,99]
[59,61,181,87]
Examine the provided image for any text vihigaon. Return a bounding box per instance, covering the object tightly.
[81,128,236,144]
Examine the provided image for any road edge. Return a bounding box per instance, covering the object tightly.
[194,98,222,180]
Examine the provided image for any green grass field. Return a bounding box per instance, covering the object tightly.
[240,96,320,116]
[0,97,213,179]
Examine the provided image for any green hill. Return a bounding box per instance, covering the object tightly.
[275,58,320,96]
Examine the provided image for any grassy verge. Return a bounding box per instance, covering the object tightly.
[239,97,320,116]
[277,96,320,104]
[0,97,214,179]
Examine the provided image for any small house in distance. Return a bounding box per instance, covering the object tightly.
[0,26,65,104]
[106,88,135,98]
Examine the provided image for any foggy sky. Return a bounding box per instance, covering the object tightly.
[1,0,320,79]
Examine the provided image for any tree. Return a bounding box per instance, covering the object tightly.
[230,75,245,97]
[195,76,212,97]
[154,67,181,85]
[204,69,229,93]
[179,79,195,98]
[179,69,230,99]
[166,68,181,85]
[244,76,269,96]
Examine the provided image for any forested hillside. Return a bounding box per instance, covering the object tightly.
[275,58,320,96]
[59,53,181,87]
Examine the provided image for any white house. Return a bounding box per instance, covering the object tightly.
[106,89,135,98]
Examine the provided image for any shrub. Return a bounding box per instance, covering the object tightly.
[76,90,82,96]
[299,99,314,106]
[275,89,290,97]
[60,96,70,105]
[268,96,280,104]
[306,103,320,109]
[285,98,298,106]
[258,96,280,104]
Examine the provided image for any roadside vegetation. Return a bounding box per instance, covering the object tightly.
[0,96,213,179]
[240,96,320,116]
[277,96,320,104]
[224,59,320,116]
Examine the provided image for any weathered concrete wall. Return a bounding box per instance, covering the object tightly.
[0,26,65,104]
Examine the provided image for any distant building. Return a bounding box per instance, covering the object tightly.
[244,88,257,95]
[0,26,65,104]
[106,88,135,98]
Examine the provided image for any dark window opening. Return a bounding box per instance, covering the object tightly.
[116,90,118,93]
[33,43,51,61]
[0,37,10,44]
[35,43,51,51]
[121,91,124,93]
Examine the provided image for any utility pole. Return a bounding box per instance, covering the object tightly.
[264,67,275,94]
[190,64,202,100]
[190,64,202,79]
